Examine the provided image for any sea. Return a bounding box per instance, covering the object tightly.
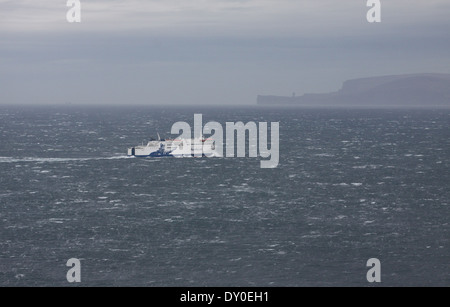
[0,105,449,286]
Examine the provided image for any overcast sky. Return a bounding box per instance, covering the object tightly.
[1,0,449,105]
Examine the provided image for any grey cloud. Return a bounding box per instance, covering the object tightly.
[0,1,449,105]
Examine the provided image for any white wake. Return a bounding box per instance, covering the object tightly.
[0,156,133,163]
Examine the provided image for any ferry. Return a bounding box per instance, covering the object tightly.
[127,134,218,158]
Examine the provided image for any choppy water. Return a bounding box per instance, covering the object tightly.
[0,106,449,286]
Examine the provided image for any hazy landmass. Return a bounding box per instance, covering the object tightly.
[257,73,450,106]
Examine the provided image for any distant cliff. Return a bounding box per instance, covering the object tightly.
[257,73,450,106]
